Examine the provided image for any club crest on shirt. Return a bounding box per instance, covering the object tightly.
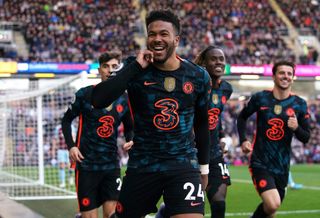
[183,81,194,94]
[274,105,282,115]
[106,103,113,111]
[116,104,123,113]
[221,96,226,104]
[212,94,219,104]
[164,77,176,92]
[286,108,295,117]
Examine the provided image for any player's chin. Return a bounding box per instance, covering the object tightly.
[213,71,224,77]
[153,56,167,64]
[279,84,291,90]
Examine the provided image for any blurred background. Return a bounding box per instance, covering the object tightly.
[0,0,319,217]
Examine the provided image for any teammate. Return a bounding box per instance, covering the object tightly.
[156,46,233,218]
[92,9,211,218]
[194,46,233,218]
[62,52,134,218]
[237,61,310,218]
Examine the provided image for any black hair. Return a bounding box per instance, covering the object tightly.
[146,9,180,35]
[272,60,295,76]
[194,45,223,66]
[98,51,122,65]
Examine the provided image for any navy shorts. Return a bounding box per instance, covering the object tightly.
[76,169,121,211]
[207,157,231,201]
[115,169,205,218]
[250,168,288,202]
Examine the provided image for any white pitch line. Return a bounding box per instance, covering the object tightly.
[147,209,320,218]
[232,179,320,190]
[204,209,320,217]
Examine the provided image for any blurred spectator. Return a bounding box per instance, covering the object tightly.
[142,0,294,64]
[1,0,141,62]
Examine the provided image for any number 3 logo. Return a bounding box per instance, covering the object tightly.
[208,108,220,130]
[153,98,179,130]
[97,115,114,138]
[266,118,284,140]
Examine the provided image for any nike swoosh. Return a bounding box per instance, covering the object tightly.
[144,81,157,86]
[260,106,269,110]
[190,201,202,207]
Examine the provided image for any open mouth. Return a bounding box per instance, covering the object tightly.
[214,66,224,72]
[151,46,166,55]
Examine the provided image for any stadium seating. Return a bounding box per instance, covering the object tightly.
[0,0,316,64]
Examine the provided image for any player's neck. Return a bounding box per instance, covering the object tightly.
[211,77,221,89]
[153,55,180,71]
[272,87,291,100]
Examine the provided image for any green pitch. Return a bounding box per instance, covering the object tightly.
[18,164,320,218]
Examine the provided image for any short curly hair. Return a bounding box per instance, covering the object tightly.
[146,9,180,35]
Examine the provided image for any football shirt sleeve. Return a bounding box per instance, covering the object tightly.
[194,70,211,167]
[92,60,143,108]
[237,94,258,144]
[61,90,83,150]
[294,101,311,143]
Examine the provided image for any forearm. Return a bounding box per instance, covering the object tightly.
[194,104,210,166]
[237,112,248,144]
[294,125,310,143]
[61,113,76,150]
[91,61,143,108]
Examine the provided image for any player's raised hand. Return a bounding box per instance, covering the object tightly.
[69,147,84,163]
[136,50,153,68]
[241,140,252,154]
[219,137,228,155]
[123,140,134,151]
[288,114,298,131]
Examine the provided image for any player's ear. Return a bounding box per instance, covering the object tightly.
[174,35,180,47]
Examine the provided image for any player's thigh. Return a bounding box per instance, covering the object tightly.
[260,189,281,211]
[115,171,164,218]
[163,169,205,217]
[102,200,117,217]
[172,213,203,218]
[250,168,282,207]
[250,168,286,200]
[207,158,231,201]
[81,208,99,218]
[77,170,107,212]
[275,173,288,202]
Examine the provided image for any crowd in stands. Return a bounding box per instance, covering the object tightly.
[277,0,320,65]
[143,0,294,64]
[0,0,314,64]
[1,0,140,62]
[277,0,320,38]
